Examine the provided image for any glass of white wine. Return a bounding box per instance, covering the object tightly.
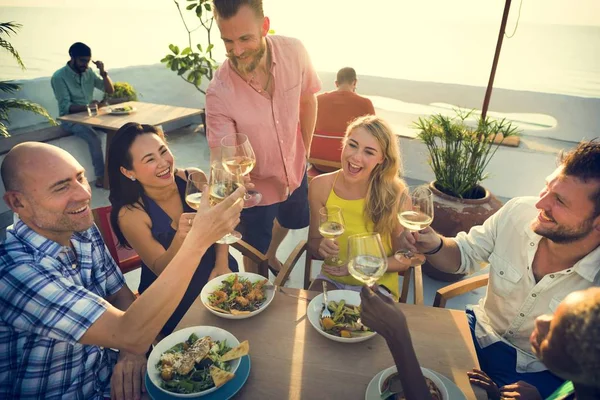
[394,185,434,264]
[347,233,388,286]
[184,171,207,211]
[220,133,262,208]
[318,205,346,266]
[208,162,243,244]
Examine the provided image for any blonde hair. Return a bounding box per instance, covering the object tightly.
[344,115,405,238]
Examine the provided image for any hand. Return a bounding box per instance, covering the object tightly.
[322,262,349,277]
[359,285,409,340]
[500,381,542,400]
[93,59,105,73]
[467,369,500,400]
[176,212,197,240]
[188,185,244,248]
[401,227,442,254]
[208,264,232,281]
[240,174,255,192]
[110,351,147,400]
[318,238,339,260]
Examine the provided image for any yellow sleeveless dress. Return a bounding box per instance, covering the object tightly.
[322,180,400,300]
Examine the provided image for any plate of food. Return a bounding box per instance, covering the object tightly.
[200,272,275,320]
[108,105,136,115]
[377,366,449,400]
[147,326,249,398]
[306,289,376,343]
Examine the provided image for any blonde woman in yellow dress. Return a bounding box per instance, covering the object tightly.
[308,115,409,299]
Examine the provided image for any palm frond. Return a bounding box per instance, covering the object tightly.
[0,80,21,94]
[0,99,57,137]
[0,22,21,36]
[0,37,25,70]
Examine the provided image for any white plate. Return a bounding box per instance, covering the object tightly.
[365,367,466,400]
[377,365,449,400]
[108,106,136,115]
[306,289,377,343]
[200,272,275,320]
[147,326,242,398]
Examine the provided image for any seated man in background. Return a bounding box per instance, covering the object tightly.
[0,142,243,399]
[51,42,114,188]
[361,285,600,400]
[401,140,600,398]
[311,67,375,172]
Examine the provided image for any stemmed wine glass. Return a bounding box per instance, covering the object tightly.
[394,185,434,265]
[318,206,346,266]
[220,133,262,208]
[184,171,207,210]
[208,162,243,244]
[347,233,388,287]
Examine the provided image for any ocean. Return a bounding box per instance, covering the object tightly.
[1,4,599,98]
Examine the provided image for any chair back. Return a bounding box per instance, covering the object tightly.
[92,205,142,274]
[309,130,344,172]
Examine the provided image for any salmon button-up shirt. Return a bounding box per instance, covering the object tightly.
[206,35,321,206]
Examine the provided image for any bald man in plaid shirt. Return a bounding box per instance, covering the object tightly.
[0,142,244,399]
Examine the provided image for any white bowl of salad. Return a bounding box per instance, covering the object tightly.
[147,326,245,397]
[307,289,376,343]
[200,272,275,320]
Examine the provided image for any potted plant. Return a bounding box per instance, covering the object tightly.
[414,109,519,282]
[104,82,139,105]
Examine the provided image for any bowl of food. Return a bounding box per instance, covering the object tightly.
[378,366,449,400]
[306,289,376,343]
[108,105,136,114]
[200,272,275,320]
[147,326,249,397]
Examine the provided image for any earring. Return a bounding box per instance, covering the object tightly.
[130,176,136,181]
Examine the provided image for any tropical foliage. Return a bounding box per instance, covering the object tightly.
[414,110,519,199]
[105,81,139,102]
[161,0,218,94]
[0,21,56,137]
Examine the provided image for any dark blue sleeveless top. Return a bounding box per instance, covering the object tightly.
[137,173,238,334]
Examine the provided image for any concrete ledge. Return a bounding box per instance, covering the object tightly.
[0,125,70,155]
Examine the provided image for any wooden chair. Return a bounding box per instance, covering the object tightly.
[92,205,271,280]
[274,241,420,304]
[433,274,489,308]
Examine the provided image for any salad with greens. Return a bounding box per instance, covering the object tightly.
[207,274,268,314]
[320,300,373,338]
[156,333,232,394]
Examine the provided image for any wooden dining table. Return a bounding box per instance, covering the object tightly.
[173,288,486,400]
[57,101,204,188]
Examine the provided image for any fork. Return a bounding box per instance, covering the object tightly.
[321,281,332,319]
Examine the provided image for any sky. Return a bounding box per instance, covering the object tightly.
[1,0,600,27]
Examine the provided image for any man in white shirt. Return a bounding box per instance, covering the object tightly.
[403,140,600,399]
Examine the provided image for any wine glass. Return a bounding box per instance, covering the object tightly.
[394,185,434,265]
[184,171,207,211]
[347,233,388,286]
[208,162,243,244]
[220,133,262,208]
[318,206,346,266]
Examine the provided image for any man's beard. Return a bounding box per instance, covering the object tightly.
[227,39,266,75]
[533,218,594,244]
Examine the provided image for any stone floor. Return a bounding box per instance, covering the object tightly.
[88,123,489,309]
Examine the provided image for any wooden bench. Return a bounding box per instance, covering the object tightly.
[0,125,70,155]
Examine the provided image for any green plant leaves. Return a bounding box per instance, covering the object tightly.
[169,44,180,55]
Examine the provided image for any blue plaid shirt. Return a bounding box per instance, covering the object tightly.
[0,215,126,399]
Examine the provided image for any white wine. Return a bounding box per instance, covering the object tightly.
[348,255,386,285]
[319,221,345,238]
[222,156,255,176]
[185,193,203,210]
[209,182,242,206]
[398,211,433,231]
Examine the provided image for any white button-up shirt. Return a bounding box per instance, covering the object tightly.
[454,197,600,373]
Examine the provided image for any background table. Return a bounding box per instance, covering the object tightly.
[57,101,204,188]
[175,288,486,400]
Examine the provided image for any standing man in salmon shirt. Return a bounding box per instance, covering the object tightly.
[206,0,321,275]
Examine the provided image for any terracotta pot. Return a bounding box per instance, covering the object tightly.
[422,181,503,282]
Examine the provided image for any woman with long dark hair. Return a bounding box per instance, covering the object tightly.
[107,122,237,334]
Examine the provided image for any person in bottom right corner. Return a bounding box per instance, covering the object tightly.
[360,285,600,400]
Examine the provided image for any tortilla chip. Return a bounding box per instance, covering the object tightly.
[230,309,251,315]
[205,303,231,314]
[209,365,235,387]
[221,340,249,362]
